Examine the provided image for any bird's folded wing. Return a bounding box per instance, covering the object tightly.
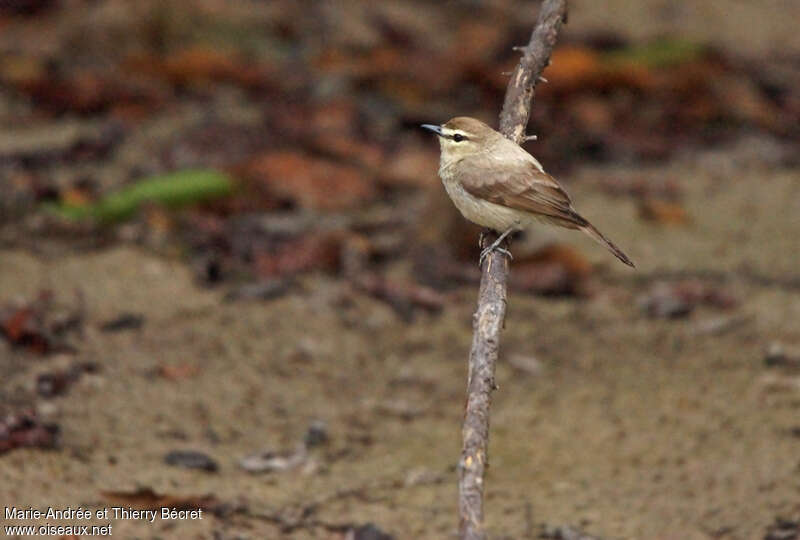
[460,159,586,226]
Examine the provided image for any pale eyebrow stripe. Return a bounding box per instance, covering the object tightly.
[441,128,468,140]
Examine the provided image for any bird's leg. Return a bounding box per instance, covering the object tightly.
[479,228,515,267]
[478,230,487,250]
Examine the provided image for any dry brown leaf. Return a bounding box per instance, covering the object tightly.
[638,199,690,225]
[0,411,59,454]
[571,95,614,134]
[541,46,602,91]
[240,151,376,211]
[308,133,385,170]
[354,273,446,321]
[101,488,218,512]
[163,47,238,85]
[0,54,47,86]
[157,363,199,381]
[512,244,593,296]
[254,232,343,278]
[125,48,274,91]
[0,291,84,354]
[17,70,164,116]
[59,187,92,208]
[453,20,506,65]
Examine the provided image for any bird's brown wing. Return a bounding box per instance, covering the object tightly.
[460,158,587,228]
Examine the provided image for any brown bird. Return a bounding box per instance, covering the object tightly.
[422,117,635,267]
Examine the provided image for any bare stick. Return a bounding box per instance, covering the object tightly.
[458,2,568,539]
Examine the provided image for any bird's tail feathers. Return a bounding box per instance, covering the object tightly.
[579,222,635,268]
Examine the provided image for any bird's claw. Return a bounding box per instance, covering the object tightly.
[479,245,513,267]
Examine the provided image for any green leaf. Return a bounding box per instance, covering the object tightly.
[49,169,233,223]
[602,39,706,69]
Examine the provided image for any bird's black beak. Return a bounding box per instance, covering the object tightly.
[421,124,443,137]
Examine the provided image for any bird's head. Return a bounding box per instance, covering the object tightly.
[421,117,501,164]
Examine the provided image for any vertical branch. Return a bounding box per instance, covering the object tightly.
[499,1,570,144]
[458,2,568,539]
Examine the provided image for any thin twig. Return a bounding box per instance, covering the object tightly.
[458,2,568,539]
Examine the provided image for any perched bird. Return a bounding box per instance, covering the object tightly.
[422,117,635,267]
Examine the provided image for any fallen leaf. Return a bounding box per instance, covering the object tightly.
[157,363,200,381]
[163,47,239,86]
[716,74,782,131]
[128,45,276,90]
[254,232,343,278]
[0,411,59,454]
[307,133,385,170]
[541,46,602,92]
[353,273,446,321]
[240,151,376,211]
[638,199,690,225]
[1,307,34,343]
[603,39,706,69]
[52,169,233,223]
[452,19,507,66]
[59,186,92,208]
[18,71,163,116]
[0,54,47,86]
[101,488,218,512]
[512,244,593,296]
[0,291,84,354]
[571,95,614,134]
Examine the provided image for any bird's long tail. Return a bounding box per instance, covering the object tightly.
[579,222,635,268]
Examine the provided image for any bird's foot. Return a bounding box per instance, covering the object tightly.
[478,227,516,267]
[479,243,513,267]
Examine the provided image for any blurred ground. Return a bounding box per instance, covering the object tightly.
[1,1,799,539]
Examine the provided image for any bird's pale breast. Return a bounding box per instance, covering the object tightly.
[440,174,527,231]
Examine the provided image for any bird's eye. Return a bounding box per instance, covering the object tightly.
[453,134,466,142]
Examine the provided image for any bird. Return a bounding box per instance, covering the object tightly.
[421,117,635,268]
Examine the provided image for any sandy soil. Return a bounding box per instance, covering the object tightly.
[2,144,799,539]
[2,1,800,539]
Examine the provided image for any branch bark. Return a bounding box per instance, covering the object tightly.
[458,2,568,539]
